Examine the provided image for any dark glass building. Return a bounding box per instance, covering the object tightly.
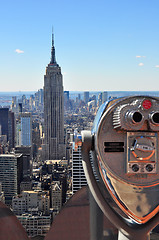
[0,108,15,149]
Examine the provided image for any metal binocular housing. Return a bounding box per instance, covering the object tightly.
[81,95,159,240]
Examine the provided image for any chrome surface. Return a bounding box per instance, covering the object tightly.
[92,96,159,223]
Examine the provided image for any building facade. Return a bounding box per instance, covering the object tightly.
[21,113,32,146]
[84,91,89,104]
[15,146,32,180]
[0,154,17,205]
[64,91,69,111]
[16,112,32,147]
[12,190,50,215]
[17,214,51,237]
[51,182,62,211]
[0,108,15,149]
[72,145,87,194]
[12,190,51,237]
[0,182,5,203]
[44,33,65,160]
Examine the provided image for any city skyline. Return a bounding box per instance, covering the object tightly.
[1,0,159,92]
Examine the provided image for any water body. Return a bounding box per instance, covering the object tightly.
[0,91,36,107]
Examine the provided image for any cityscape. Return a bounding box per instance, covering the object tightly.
[1,0,159,239]
[0,33,119,239]
[0,31,159,239]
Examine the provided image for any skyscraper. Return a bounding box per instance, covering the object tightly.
[44,33,65,160]
[15,111,32,181]
[72,145,87,194]
[0,108,15,149]
[64,91,69,111]
[0,154,17,205]
[16,112,32,147]
[84,91,89,104]
[20,113,32,147]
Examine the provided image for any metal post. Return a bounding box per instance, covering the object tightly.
[81,130,159,240]
[89,190,103,240]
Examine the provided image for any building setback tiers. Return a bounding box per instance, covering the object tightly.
[43,34,65,160]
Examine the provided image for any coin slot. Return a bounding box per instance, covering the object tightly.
[104,142,124,152]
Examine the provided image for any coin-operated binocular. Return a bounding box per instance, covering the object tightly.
[79,96,159,240]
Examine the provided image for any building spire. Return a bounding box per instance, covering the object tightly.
[52,26,54,47]
[50,27,57,65]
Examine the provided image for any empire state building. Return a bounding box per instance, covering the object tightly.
[44,33,65,160]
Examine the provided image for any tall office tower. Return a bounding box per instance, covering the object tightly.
[84,91,89,104]
[44,33,65,160]
[15,112,32,181]
[16,112,32,147]
[20,113,32,146]
[38,88,44,105]
[97,93,102,108]
[0,154,17,205]
[64,91,69,111]
[0,108,15,149]
[11,96,17,112]
[64,90,69,101]
[72,145,87,194]
[15,146,32,180]
[102,91,108,103]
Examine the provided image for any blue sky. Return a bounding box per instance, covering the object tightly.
[0,0,159,92]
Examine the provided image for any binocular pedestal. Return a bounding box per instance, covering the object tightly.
[89,191,104,240]
[82,131,156,240]
[82,131,155,239]
[79,94,159,240]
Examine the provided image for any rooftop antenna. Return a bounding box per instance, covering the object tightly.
[50,26,56,65]
[52,26,54,47]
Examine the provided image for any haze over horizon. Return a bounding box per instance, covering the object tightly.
[1,0,159,92]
